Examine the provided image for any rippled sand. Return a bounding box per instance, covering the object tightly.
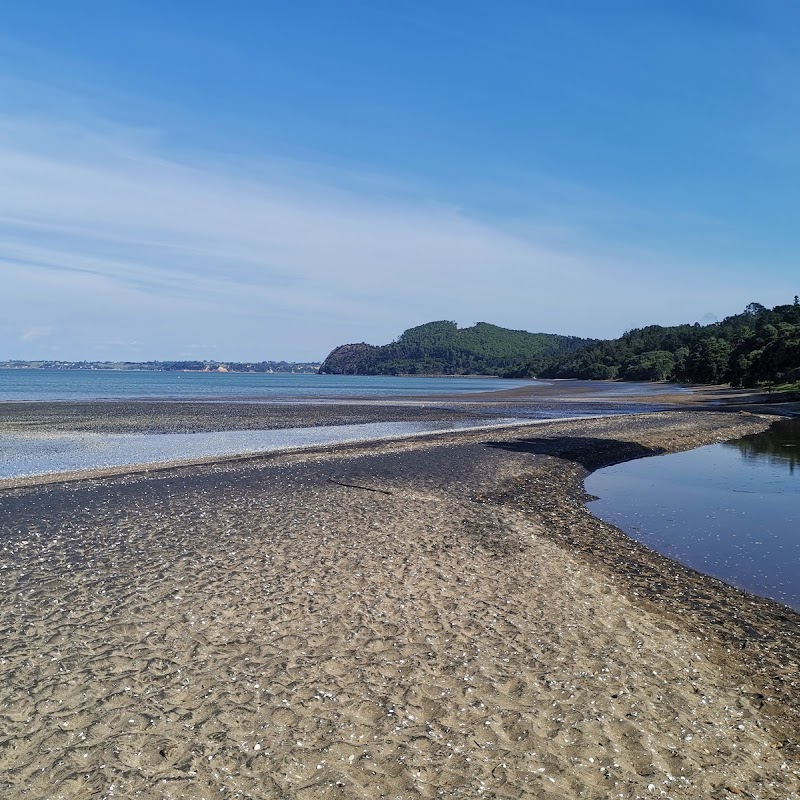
[0,411,797,799]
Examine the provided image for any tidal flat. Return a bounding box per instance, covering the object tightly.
[0,407,798,799]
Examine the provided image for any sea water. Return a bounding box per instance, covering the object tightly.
[0,370,677,480]
[0,369,685,403]
[0,369,537,402]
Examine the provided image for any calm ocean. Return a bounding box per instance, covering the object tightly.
[0,369,535,402]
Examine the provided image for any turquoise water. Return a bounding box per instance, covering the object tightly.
[0,369,536,402]
[585,419,800,611]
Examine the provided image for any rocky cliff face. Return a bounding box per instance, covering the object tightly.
[318,343,379,374]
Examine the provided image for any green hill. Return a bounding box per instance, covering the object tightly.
[319,321,591,376]
[534,299,800,387]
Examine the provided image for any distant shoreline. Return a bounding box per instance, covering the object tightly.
[0,362,321,374]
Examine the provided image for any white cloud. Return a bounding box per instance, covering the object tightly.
[20,325,53,342]
[0,112,788,360]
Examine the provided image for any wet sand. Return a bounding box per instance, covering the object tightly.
[1,409,798,798]
[0,399,486,435]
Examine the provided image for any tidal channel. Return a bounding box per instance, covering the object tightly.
[585,418,800,611]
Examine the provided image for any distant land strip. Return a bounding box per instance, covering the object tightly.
[0,360,321,374]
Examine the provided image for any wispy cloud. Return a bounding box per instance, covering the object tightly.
[0,111,784,360]
[20,325,53,343]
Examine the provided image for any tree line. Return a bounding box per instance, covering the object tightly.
[524,299,800,387]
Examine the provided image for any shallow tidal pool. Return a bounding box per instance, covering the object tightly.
[0,418,542,480]
[585,418,800,611]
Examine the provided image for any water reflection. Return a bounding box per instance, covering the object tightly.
[585,418,800,611]
[723,418,800,473]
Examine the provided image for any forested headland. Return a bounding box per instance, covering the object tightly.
[521,299,800,387]
[321,300,800,388]
[318,321,591,376]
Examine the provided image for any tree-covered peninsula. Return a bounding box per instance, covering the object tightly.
[526,299,800,387]
[319,321,591,376]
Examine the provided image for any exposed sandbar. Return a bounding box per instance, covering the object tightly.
[0,399,486,435]
[0,410,797,799]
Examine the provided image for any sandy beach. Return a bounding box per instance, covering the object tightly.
[1,406,798,799]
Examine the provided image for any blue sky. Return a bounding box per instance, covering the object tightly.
[1,1,798,361]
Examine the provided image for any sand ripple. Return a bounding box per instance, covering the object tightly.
[1,419,797,798]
